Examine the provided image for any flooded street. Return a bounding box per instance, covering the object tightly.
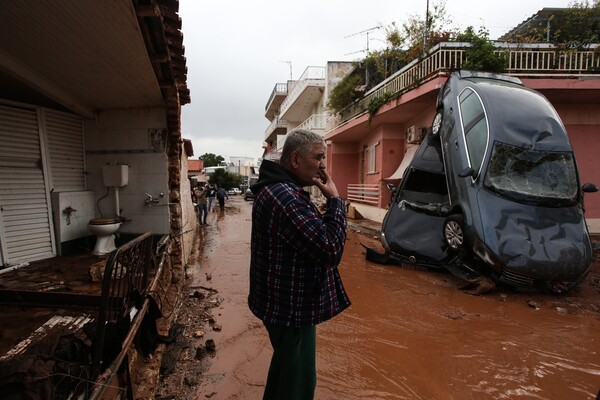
[185,196,600,400]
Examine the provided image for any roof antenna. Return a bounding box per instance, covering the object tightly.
[279,61,293,80]
[344,26,382,56]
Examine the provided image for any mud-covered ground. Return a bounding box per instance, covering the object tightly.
[147,196,600,400]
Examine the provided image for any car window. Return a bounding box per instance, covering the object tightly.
[465,118,487,174]
[484,141,578,205]
[399,168,448,205]
[459,88,488,175]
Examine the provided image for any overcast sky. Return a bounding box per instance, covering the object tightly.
[178,0,574,163]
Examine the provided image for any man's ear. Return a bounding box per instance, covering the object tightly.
[290,151,301,169]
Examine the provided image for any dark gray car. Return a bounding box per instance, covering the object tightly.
[372,71,597,293]
[377,131,453,270]
[432,70,597,291]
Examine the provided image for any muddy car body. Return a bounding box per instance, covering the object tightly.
[379,132,454,270]
[427,70,596,291]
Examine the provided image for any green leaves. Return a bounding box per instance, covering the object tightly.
[457,27,507,73]
[200,153,224,168]
[208,169,241,190]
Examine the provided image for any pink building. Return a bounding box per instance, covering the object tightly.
[325,43,600,229]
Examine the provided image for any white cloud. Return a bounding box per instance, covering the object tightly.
[179,0,574,163]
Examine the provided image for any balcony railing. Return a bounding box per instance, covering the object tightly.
[279,66,325,117]
[336,42,600,125]
[265,82,288,112]
[265,117,287,139]
[297,113,325,132]
[347,183,380,205]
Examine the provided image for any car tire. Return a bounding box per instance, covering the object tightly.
[443,214,465,251]
[431,111,443,136]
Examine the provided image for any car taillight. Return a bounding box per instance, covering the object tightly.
[473,239,500,271]
[381,233,390,252]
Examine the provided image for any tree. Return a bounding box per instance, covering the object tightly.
[326,0,457,115]
[208,168,241,190]
[326,73,363,114]
[456,27,507,72]
[199,153,224,168]
[550,0,600,50]
[396,0,456,60]
[502,1,600,49]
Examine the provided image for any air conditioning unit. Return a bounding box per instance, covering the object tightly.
[406,125,426,144]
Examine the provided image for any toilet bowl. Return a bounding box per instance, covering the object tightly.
[88,218,122,256]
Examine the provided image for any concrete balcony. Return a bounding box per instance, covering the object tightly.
[265,83,287,121]
[279,67,325,123]
[264,117,287,143]
[296,113,325,135]
[333,42,600,127]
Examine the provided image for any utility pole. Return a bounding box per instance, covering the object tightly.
[423,0,430,51]
[279,60,293,80]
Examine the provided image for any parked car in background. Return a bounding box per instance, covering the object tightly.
[244,189,255,201]
[228,188,242,195]
[370,70,598,293]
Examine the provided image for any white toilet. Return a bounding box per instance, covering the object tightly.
[88,164,129,256]
[88,217,122,256]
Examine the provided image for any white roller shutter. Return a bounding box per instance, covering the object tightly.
[0,104,55,265]
[42,108,85,191]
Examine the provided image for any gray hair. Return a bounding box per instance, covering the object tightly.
[280,129,325,166]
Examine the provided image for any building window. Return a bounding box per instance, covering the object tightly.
[367,143,377,173]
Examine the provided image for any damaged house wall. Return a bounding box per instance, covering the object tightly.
[84,108,171,235]
[176,141,198,272]
[0,0,193,273]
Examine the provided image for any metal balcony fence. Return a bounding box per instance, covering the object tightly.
[347,183,381,205]
[265,82,288,112]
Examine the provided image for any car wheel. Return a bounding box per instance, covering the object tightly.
[443,214,465,251]
[431,111,443,136]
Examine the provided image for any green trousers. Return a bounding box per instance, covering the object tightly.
[263,323,316,400]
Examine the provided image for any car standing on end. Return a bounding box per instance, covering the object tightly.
[432,70,597,292]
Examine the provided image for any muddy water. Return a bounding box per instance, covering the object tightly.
[191,197,600,400]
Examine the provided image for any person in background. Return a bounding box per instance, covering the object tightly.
[207,184,217,212]
[248,129,350,400]
[194,184,208,225]
[216,186,228,211]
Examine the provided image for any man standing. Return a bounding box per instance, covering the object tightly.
[207,184,217,212]
[249,129,350,400]
[216,186,228,211]
[194,184,208,225]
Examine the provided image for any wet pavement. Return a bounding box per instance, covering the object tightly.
[175,196,600,400]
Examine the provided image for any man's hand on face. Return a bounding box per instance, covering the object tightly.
[312,169,339,199]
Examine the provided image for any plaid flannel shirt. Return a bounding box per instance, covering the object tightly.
[249,179,350,327]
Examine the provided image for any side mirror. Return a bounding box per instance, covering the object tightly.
[386,183,397,192]
[582,183,599,193]
[458,167,475,178]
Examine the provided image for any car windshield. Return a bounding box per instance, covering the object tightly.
[484,142,578,205]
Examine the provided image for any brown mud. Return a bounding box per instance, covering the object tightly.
[153,196,600,400]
